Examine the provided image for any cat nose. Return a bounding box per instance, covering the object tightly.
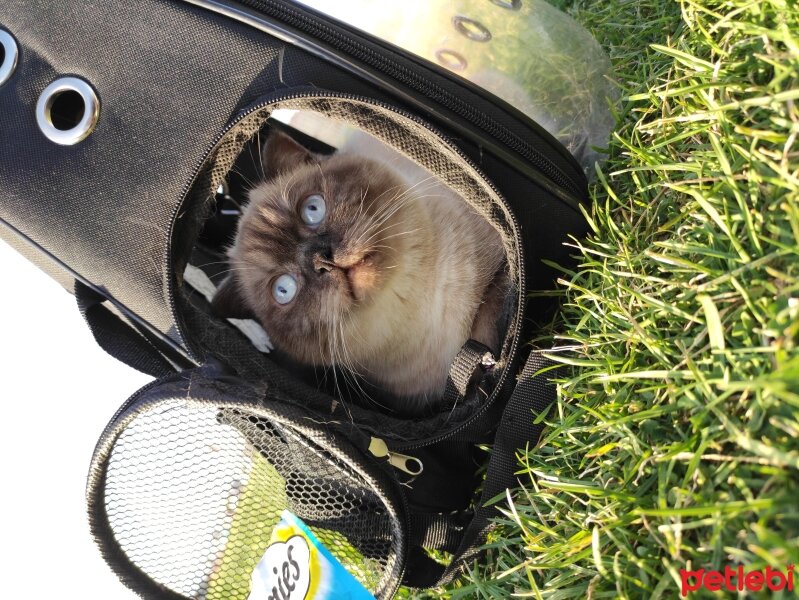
[306,237,335,274]
[312,251,334,274]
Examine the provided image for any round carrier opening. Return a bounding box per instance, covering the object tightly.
[171,94,522,438]
[0,29,19,87]
[36,77,100,145]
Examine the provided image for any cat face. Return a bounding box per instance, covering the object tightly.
[214,130,415,365]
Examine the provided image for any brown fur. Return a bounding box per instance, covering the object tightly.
[213,129,506,411]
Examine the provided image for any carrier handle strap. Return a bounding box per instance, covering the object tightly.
[402,353,559,589]
[75,281,187,377]
[442,339,496,408]
[442,352,560,586]
[408,511,468,553]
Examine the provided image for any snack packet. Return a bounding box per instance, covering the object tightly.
[247,510,375,600]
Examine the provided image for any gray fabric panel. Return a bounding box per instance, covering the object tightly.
[0,0,283,339]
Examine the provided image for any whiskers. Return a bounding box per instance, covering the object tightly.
[311,175,442,416]
[319,304,394,415]
[346,175,438,256]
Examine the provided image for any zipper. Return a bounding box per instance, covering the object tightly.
[225,0,584,198]
[165,88,526,454]
[368,437,424,476]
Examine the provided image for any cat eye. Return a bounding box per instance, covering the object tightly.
[272,274,298,305]
[300,194,326,227]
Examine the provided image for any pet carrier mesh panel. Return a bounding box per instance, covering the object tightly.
[89,371,405,598]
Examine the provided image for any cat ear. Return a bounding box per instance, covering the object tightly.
[211,276,255,319]
[261,130,315,180]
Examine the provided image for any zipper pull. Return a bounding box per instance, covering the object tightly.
[368,437,424,476]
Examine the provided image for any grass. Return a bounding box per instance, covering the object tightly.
[405,0,799,598]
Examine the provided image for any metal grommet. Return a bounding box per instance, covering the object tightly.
[435,49,468,71]
[452,16,493,42]
[480,352,497,370]
[35,76,100,145]
[0,29,20,87]
[490,0,522,10]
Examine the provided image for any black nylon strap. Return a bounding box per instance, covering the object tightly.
[402,511,467,589]
[409,511,468,553]
[75,281,183,378]
[439,352,561,585]
[443,339,495,407]
[402,547,449,589]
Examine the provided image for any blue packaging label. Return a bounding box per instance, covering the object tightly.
[247,510,375,600]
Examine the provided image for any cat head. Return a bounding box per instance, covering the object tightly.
[212,129,421,365]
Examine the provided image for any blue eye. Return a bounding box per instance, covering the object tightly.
[272,274,298,305]
[300,194,326,227]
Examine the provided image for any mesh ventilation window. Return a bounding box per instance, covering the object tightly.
[102,399,398,599]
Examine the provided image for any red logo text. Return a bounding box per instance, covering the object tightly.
[680,565,794,596]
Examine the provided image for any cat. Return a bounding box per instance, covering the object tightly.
[212,126,507,413]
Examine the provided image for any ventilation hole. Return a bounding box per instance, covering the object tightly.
[36,77,100,145]
[0,29,19,87]
[48,89,86,131]
[491,0,522,9]
[452,16,492,42]
[435,49,468,71]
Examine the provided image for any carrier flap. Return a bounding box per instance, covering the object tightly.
[87,365,408,599]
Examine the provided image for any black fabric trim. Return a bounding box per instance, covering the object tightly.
[75,281,187,377]
[443,339,494,405]
[402,546,448,589]
[409,511,468,553]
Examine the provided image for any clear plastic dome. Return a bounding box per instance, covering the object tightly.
[293,0,618,177]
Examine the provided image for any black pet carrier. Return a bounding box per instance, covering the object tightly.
[0,0,615,597]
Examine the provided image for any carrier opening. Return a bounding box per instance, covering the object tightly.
[172,96,521,431]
